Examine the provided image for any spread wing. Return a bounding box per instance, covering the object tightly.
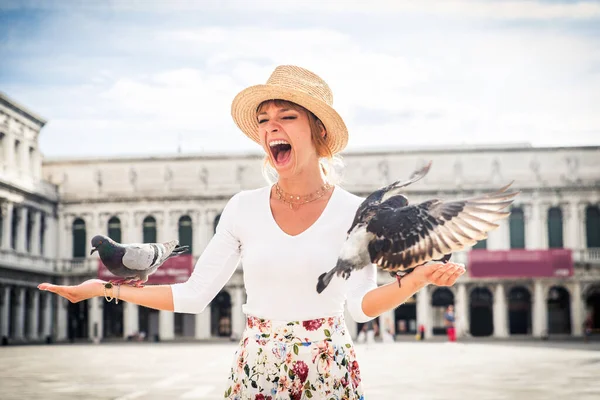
[122,243,160,271]
[366,183,519,272]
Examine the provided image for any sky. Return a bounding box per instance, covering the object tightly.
[1,0,600,159]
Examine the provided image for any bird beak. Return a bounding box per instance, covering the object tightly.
[90,247,97,255]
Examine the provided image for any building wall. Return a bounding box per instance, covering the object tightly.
[1,90,599,344]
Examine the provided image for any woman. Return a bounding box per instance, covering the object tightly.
[38,65,466,399]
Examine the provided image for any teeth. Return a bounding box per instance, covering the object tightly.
[269,140,289,147]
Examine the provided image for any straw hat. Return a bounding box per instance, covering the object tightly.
[231,65,348,155]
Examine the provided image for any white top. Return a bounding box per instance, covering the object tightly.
[170,185,378,323]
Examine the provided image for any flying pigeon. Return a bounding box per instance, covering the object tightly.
[316,161,519,293]
[90,234,190,287]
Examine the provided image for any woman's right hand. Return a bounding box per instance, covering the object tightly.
[38,279,106,303]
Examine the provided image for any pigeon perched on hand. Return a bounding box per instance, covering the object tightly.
[316,161,519,293]
[90,234,190,287]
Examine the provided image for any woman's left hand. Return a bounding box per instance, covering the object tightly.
[411,262,466,287]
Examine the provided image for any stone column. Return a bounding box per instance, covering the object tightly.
[194,308,211,340]
[1,201,13,250]
[416,285,432,338]
[58,213,73,259]
[455,283,469,338]
[571,283,583,336]
[524,203,545,250]
[487,218,510,250]
[17,206,28,253]
[532,281,548,337]
[14,287,26,339]
[577,203,588,249]
[493,284,508,338]
[56,296,68,341]
[43,213,57,259]
[159,311,175,341]
[196,209,217,255]
[30,209,41,256]
[564,202,580,250]
[123,302,139,339]
[2,130,14,171]
[230,287,245,340]
[88,297,103,343]
[27,290,39,340]
[0,286,10,338]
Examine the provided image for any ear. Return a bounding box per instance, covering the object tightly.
[318,120,327,140]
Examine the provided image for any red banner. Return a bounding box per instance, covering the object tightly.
[468,249,573,278]
[97,254,194,284]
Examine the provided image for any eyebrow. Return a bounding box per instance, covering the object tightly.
[257,108,294,116]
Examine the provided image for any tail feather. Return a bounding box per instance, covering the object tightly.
[316,270,336,294]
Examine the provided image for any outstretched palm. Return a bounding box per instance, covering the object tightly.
[38,279,105,303]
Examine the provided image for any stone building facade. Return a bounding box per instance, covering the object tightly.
[1,91,599,344]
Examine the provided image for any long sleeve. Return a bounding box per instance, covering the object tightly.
[344,262,378,323]
[170,192,242,314]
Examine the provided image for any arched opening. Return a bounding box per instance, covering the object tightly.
[72,217,87,258]
[23,290,32,337]
[394,294,416,335]
[211,291,231,337]
[102,301,123,339]
[509,207,525,249]
[431,288,454,335]
[508,286,532,335]
[469,287,494,337]
[585,286,600,332]
[9,288,18,338]
[138,307,159,341]
[585,205,600,248]
[39,213,46,255]
[11,207,18,250]
[547,286,571,334]
[142,216,157,243]
[67,300,89,341]
[107,216,122,243]
[547,207,564,248]
[25,209,33,252]
[178,215,193,255]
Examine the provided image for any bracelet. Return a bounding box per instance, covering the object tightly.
[103,282,114,302]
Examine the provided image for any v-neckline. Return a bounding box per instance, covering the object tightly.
[266,184,338,239]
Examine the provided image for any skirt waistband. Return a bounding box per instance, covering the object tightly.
[244,315,348,344]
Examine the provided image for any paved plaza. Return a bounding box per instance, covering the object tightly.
[1,340,599,400]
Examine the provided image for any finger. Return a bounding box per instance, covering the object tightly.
[442,265,465,286]
[428,263,454,282]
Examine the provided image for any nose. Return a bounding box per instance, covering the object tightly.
[264,120,280,134]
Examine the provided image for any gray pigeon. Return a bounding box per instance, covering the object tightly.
[316,161,519,293]
[90,234,190,287]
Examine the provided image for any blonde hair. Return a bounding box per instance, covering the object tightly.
[257,99,345,185]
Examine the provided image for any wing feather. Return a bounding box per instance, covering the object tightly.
[366,183,519,272]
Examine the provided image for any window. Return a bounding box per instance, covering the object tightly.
[472,238,487,249]
[547,207,563,248]
[107,216,122,243]
[509,207,525,249]
[178,215,193,254]
[72,218,86,258]
[143,216,157,243]
[586,205,600,248]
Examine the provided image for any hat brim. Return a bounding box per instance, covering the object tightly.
[231,84,348,155]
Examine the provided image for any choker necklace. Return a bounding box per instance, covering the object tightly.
[275,182,332,210]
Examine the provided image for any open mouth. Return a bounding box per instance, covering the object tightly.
[269,140,292,166]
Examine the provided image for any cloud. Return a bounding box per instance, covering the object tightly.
[1,1,599,158]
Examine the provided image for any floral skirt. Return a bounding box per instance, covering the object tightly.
[224,314,364,400]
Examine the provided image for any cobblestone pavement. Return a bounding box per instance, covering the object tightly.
[1,340,599,400]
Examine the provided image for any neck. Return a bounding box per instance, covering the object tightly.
[276,160,329,195]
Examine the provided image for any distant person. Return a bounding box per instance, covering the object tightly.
[444,305,456,342]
